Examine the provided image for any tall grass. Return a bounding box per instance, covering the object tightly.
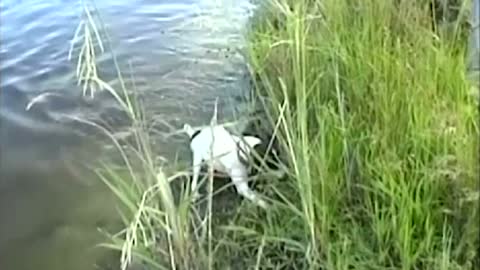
[242,0,479,268]
[66,0,479,269]
[67,1,217,270]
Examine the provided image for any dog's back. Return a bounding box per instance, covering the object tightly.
[183,123,269,208]
[188,125,238,163]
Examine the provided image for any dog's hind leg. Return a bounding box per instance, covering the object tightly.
[191,153,202,199]
[230,167,267,209]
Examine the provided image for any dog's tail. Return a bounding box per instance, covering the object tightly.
[183,124,195,138]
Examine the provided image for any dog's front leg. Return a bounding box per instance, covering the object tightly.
[230,167,268,209]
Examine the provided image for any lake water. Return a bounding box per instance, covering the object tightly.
[0,0,256,269]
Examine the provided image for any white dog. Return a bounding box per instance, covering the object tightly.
[183,123,268,208]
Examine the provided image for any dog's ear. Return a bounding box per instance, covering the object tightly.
[236,136,262,163]
[243,136,262,151]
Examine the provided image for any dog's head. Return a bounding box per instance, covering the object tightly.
[236,136,262,162]
[236,133,286,184]
[239,136,262,153]
[238,131,285,175]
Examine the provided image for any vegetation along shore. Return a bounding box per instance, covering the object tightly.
[69,0,479,269]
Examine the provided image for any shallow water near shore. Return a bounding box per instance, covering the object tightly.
[0,0,256,269]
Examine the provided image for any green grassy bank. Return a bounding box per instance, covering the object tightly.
[242,0,479,269]
[85,0,479,269]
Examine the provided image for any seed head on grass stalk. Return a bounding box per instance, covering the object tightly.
[66,1,205,269]
[68,1,104,98]
[68,0,135,118]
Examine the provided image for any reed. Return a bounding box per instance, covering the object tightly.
[68,1,217,269]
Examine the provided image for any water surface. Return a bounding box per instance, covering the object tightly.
[0,0,256,269]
